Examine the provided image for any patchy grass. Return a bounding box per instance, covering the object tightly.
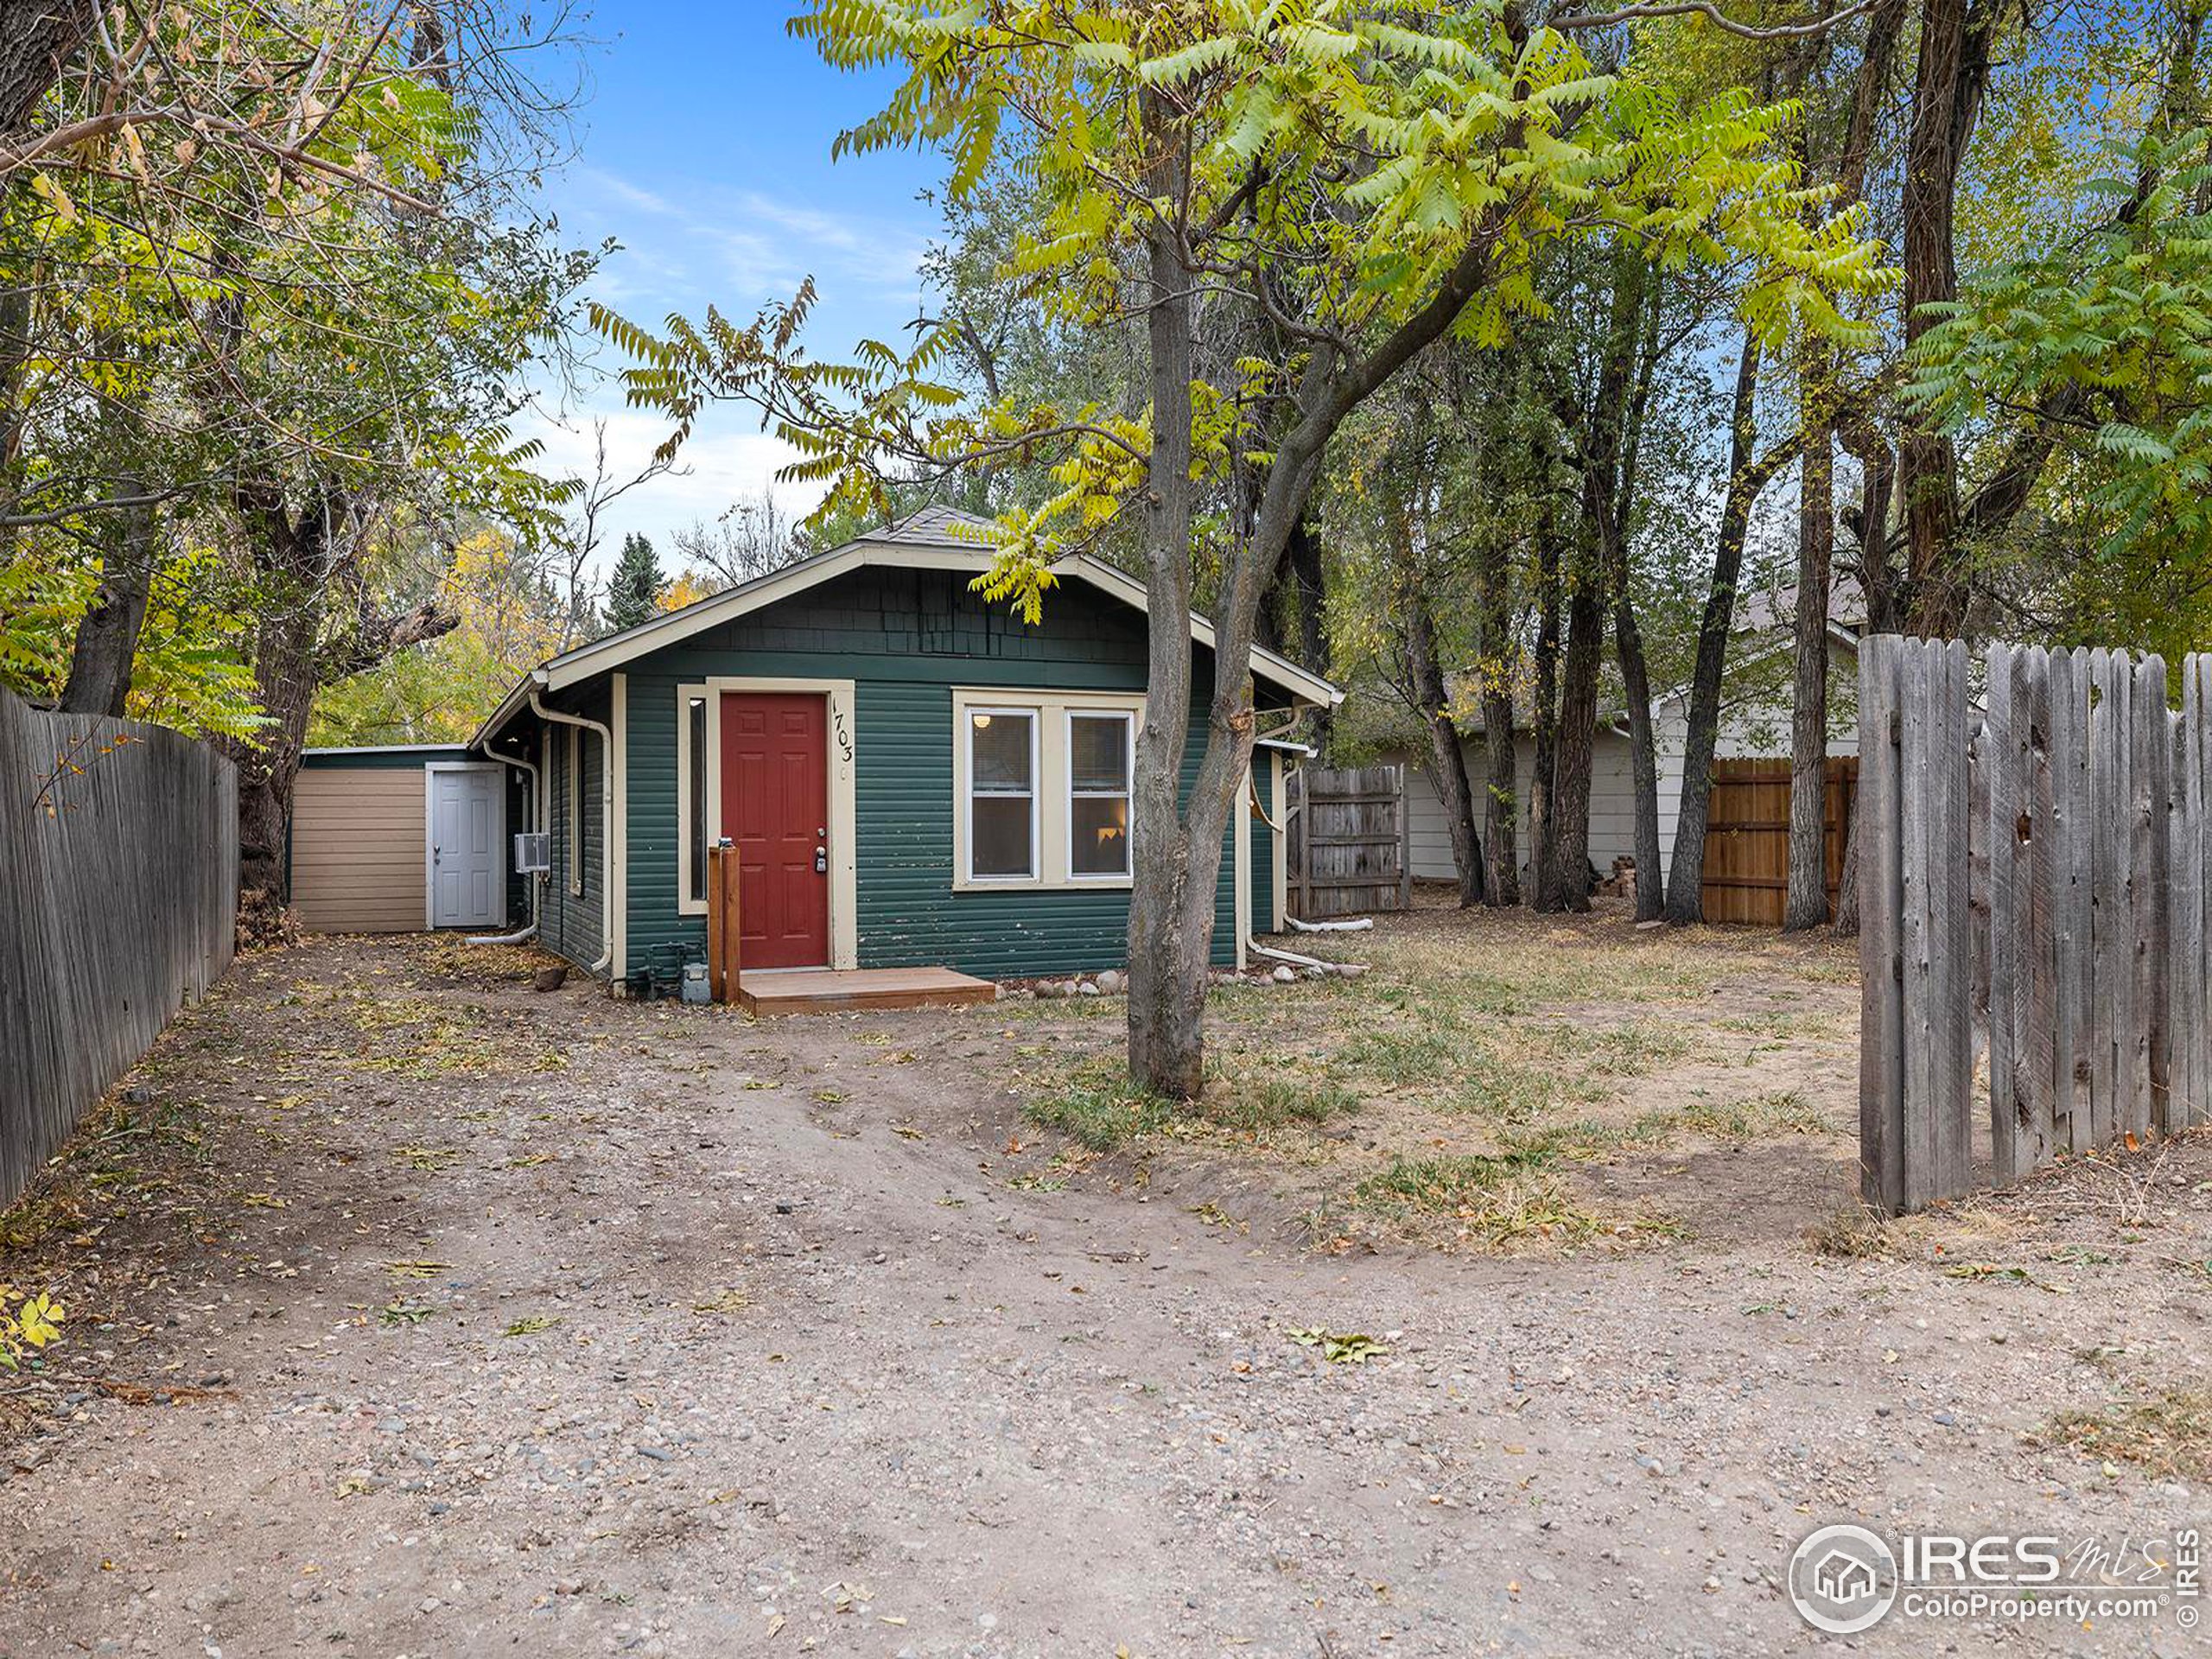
[1631,1090,1831,1144]
[1024,1057,1357,1152]
[1350,1148,1656,1247]
[1025,1058,1173,1152]
[1007,900,1859,1249]
[1806,1198,1896,1260]
[2040,1390,2212,1479]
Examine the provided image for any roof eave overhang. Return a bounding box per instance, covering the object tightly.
[480,537,1344,717]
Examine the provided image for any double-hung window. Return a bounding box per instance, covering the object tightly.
[965,709,1037,880]
[954,690,1143,889]
[1066,711,1133,880]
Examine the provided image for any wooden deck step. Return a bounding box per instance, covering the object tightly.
[734,966,998,1014]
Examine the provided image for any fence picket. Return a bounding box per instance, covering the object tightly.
[0,689,237,1206]
[2137,656,2171,1135]
[1987,645,2021,1184]
[1862,638,2212,1213]
[1858,637,1906,1214]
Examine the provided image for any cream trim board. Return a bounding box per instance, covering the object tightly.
[611,673,629,983]
[698,676,860,972]
[1269,750,1287,932]
[676,683,710,918]
[1233,761,1251,969]
[951,687,1146,893]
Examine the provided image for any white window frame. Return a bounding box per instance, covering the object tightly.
[962,705,1039,884]
[676,683,709,916]
[1064,709,1134,882]
[566,723,584,897]
[950,688,1145,891]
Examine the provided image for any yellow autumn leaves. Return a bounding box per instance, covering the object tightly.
[0,1287,66,1370]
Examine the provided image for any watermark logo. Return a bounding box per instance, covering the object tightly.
[1786,1523,2202,1634]
[1789,1524,1900,1635]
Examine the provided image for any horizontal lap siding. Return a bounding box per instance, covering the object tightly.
[292,766,424,933]
[542,684,608,972]
[620,568,1243,982]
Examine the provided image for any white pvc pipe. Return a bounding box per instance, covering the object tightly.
[530,690,614,977]
[467,745,541,946]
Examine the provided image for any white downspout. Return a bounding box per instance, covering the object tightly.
[467,743,541,946]
[531,690,615,978]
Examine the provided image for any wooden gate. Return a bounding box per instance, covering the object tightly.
[1286,764,1410,920]
[1858,637,2212,1215]
[1700,758,1859,925]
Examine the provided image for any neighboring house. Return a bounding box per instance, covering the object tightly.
[1395,592,1862,891]
[451,509,1337,988]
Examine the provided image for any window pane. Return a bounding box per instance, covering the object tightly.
[1070,714,1129,792]
[971,796,1033,877]
[1071,794,1129,876]
[970,712,1033,790]
[685,697,707,903]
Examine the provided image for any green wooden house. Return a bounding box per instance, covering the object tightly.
[468,509,1338,992]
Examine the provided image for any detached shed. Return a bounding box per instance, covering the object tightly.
[290,746,521,935]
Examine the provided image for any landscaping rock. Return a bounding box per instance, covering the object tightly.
[532,965,568,993]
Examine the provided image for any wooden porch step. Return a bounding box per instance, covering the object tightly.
[734,966,999,1014]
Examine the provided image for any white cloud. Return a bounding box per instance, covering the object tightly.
[518,396,830,573]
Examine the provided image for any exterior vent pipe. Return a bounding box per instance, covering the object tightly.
[529,688,614,977]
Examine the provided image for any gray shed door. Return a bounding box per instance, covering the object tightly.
[429,768,502,928]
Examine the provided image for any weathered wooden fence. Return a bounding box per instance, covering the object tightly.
[1700,757,1859,926]
[0,689,237,1207]
[1859,637,2212,1213]
[1286,764,1410,920]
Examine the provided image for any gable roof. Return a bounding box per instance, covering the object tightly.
[471,510,1341,749]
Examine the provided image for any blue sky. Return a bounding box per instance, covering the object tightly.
[522,9,944,563]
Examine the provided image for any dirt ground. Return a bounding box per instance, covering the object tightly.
[2,902,2209,1657]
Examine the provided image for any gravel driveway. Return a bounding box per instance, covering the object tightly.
[0,932,2205,1657]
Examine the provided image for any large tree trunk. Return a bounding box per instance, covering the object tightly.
[1615,599,1662,920]
[1124,107,1211,1100]
[1474,531,1520,906]
[1590,254,1662,921]
[1527,509,1564,907]
[1407,587,1484,906]
[1784,418,1836,931]
[58,480,156,716]
[221,487,340,908]
[1665,334,1780,925]
[0,0,92,151]
[1541,534,1603,913]
[1784,429,1836,930]
[1897,0,1993,635]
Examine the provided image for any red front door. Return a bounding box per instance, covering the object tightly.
[721,692,830,969]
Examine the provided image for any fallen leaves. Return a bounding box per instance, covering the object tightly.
[1286,1326,1388,1364]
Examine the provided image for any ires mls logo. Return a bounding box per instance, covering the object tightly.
[1789,1524,1900,1635]
[1788,1523,2202,1634]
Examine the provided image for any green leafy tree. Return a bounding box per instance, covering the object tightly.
[603,1,1890,1096]
[601,532,667,636]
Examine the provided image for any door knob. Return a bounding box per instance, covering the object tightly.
[814,846,827,874]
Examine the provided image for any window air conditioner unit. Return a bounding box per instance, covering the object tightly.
[512,832,552,874]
